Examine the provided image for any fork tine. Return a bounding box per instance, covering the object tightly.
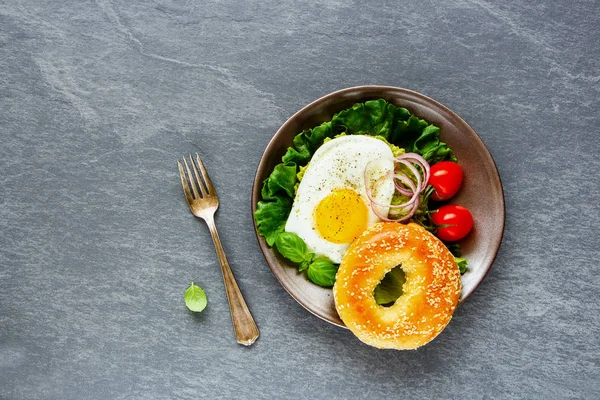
[177,160,194,204]
[189,154,208,197]
[195,153,216,194]
[183,157,200,199]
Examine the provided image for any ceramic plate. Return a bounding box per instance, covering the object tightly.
[251,86,505,327]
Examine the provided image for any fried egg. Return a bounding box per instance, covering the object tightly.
[285,135,395,264]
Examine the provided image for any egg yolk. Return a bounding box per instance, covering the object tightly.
[314,188,369,244]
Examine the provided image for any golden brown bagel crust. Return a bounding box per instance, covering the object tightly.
[333,222,461,350]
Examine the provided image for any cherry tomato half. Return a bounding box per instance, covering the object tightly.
[429,161,463,201]
[431,204,473,242]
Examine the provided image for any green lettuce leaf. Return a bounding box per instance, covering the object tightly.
[329,99,454,164]
[254,196,292,246]
[282,122,334,166]
[455,257,468,274]
[446,243,462,257]
[331,99,403,140]
[445,244,468,274]
[261,163,297,200]
[281,146,310,166]
[304,121,333,150]
[413,125,456,164]
[392,114,430,149]
[282,134,311,165]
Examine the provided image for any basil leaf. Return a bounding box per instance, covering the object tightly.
[298,253,315,272]
[275,232,309,263]
[374,265,406,306]
[306,258,338,287]
[298,260,310,272]
[254,196,292,246]
[184,282,207,312]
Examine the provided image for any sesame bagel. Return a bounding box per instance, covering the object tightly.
[333,222,461,350]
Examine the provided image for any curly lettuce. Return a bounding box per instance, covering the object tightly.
[254,196,292,246]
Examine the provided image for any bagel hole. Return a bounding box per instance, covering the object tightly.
[373,264,406,307]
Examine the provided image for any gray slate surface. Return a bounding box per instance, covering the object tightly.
[1,1,599,399]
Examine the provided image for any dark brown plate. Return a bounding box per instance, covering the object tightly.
[251,86,505,328]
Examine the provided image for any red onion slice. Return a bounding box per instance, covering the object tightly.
[398,153,430,191]
[364,152,431,223]
[396,159,422,192]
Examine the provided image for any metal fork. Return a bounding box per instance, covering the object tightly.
[177,153,259,346]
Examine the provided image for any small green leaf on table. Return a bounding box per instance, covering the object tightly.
[184,282,207,312]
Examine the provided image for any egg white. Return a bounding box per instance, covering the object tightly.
[284,135,395,264]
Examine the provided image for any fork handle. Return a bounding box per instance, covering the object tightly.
[205,217,259,346]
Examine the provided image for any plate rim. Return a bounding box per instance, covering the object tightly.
[251,85,505,327]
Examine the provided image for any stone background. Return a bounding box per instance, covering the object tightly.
[1,1,598,399]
